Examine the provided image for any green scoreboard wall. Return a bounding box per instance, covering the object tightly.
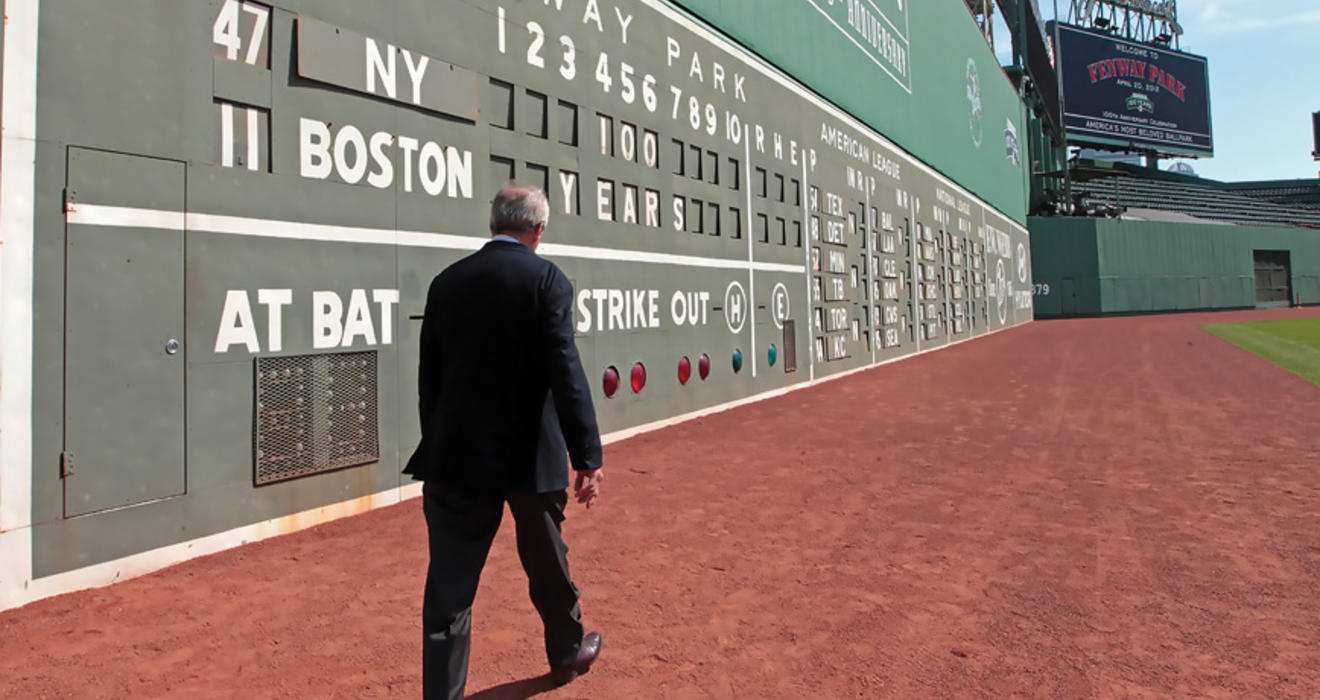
[672,0,1031,224]
[1,0,1033,605]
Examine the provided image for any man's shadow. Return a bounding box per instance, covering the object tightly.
[467,674,559,699]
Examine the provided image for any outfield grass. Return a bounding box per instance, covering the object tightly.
[1203,318,1320,387]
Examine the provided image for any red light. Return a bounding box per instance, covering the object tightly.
[602,366,619,398]
[698,354,710,380]
[678,356,691,384]
[630,363,646,393]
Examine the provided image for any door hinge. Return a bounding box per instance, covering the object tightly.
[60,451,75,478]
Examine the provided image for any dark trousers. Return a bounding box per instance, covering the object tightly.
[421,482,584,700]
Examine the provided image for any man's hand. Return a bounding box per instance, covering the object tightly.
[573,469,603,508]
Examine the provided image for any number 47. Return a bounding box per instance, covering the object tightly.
[213,0,269,66]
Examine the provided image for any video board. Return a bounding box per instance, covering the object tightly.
[1055,23,1213,156]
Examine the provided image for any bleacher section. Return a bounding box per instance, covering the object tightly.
[1075,175,1320,228]
[1225,180,1320,210]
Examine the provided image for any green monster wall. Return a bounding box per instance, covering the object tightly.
[1030,217,1320,316]
[3,0,1033,598]
[671,0,1030,224]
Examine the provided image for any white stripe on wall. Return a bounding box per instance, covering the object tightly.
[66,204,806,274]
[245,107,259,172]
[220,103,234,168]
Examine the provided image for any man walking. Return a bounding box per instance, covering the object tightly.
[405,183,604,699]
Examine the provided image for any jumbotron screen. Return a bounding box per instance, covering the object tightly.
[1055,23,1213,157]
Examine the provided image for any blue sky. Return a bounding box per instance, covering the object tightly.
[996,0,1320,182]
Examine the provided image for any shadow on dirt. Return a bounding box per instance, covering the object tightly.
[466,674,558,699]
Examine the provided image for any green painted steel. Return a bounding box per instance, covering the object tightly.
[670,0,1031,224]
[1030,217,1320,315]
[1025,217,1100,316]
[63,149,188,517]
[8,0,1031,585]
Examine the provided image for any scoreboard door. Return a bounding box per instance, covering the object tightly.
[63,148,187,517]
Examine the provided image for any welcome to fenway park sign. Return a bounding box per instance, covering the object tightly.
[1056,23,1212,156]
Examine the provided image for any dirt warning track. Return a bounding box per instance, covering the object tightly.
[3,308,1319,698]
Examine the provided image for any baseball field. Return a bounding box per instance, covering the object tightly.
[1203,318,1320,387]
[2,307,1318,698]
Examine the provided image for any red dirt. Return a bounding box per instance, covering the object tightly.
[3,308,1320,699]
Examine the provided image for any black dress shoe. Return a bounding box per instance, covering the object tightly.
[551,632,602,685]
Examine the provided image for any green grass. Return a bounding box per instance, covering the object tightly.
[1203,318,1320,387]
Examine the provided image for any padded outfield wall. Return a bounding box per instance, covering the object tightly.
[1030,217,1320,316]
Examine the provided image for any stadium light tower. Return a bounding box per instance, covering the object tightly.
[1067,0,1181,48]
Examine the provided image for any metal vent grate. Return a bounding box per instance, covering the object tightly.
[254,351,379,485]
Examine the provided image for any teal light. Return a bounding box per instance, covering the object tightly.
[731,349,743,373]
[767,344,777,366]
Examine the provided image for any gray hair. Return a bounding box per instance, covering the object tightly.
[489,182,550,234]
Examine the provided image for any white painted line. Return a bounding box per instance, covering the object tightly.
[245,107,259,171]
[910,195,922,353]
[540,241,803,275]
[68,203,186,231]
[65,205,806,274]
[802,0,912,94]
[189,210,397,245]
[867,186,876,364]
[859,0,910,42]
[221,103,234,168]
[0,0,41,611]
[396,230,491,252]
[744,124,757,378]
[801,159,816,382]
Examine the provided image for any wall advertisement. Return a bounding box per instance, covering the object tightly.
[671,0,1030,224]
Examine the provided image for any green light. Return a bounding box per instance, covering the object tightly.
[767,344,777,366]
[731,349,743,373]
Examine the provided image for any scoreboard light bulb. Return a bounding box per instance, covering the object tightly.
[768,344,778,367]
[678,356,692,385]
[603,366,620,398]
[698,353,711,380]
[631,363,647,393]
[731,349,743,374]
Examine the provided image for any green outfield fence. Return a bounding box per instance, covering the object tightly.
[1030,217,1320,316]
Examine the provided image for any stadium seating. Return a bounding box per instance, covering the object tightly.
[1074,175,1320,228]
[1224,181,1320,209]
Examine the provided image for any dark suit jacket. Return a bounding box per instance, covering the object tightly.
[404,240,602,493]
